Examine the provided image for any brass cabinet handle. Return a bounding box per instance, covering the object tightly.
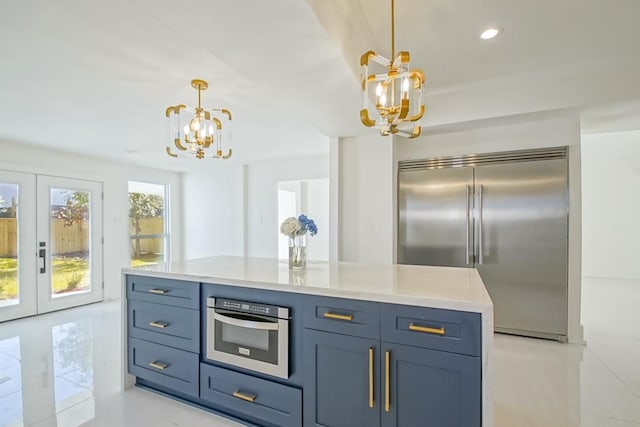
[408,323,446,335]
[385,350,391,413]
[149,288,169,295]
[149,321,170,329]
[369,347,374,408]
[323,312,353,321]
[149,361,168,370]
[233,391,257,403]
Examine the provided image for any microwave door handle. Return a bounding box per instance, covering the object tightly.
[212,311,279,331]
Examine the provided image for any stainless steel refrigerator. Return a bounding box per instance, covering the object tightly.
[398,147,569,341]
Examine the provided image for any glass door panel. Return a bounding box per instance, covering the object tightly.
[50,188,92,297]
[37,176,103,314]
[0,171,36,322]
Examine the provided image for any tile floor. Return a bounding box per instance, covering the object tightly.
[0,277,638,426]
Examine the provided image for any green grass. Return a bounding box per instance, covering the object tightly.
[52,256,90,295]
[131,253,164,268]
[0,258,18,301]
[0,257,91,301]
[0,253,165,301]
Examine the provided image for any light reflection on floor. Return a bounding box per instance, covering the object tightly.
[0,301,240,427]
[0,313,97,427]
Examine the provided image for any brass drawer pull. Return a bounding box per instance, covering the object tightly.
[149,321,170,329]
[409,323,445,335]
[369,347,374,408]
[149,288,169,295]
[323,312,353,321]
[149,361,168,371]
[233,391,257,403]
[385,350,391,413]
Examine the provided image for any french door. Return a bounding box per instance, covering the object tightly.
[0,172,103,322]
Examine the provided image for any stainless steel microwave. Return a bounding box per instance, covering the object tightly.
[205,297,290,379]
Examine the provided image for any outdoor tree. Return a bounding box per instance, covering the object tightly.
[57,192,89,226]
[129,192,164,257]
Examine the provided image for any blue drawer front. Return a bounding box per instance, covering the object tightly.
[304,296,380,339]
[128,338,199,397]
[128,300,199,353]
[380,304,481,356]
[200,364,302,427]
[127,275,199,309]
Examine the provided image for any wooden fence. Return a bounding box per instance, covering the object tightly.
[0,217,164,257]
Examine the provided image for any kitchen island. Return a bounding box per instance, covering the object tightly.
[122,256,494,426]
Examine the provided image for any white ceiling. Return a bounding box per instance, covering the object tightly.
[1,0,640,172]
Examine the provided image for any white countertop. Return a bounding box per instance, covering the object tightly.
[123,256,493,314]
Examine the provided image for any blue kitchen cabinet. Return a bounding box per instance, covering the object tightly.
[304,329,381,427]
[303,296,482,427]
[381,342,481,427]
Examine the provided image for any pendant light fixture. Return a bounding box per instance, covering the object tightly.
[165,79,232,159]
[360,0,425,138]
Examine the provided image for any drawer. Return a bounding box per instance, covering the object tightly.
[128,300,199,353]
[128,337,199,397]
[200,364,301,427]
[304,296,379,339]
[381,304,481,357]
[127,275,199,309]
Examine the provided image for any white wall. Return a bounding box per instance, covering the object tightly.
[0,140,183,301]
[333,113,584,342]
[581,130,640,280]
[246,155,329,258]
[338,134,395,263]
[181,164,245,260]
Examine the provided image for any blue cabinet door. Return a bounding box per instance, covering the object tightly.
[304,329,381,427]
[380,342,481,427]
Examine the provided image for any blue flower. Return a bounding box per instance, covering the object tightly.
[297,214,318,236]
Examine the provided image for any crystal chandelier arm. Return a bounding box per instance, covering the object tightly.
[166,147,178,158]
[220,109,232,120]
[222,149,232,159]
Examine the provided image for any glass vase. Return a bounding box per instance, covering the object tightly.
[289,234,307,270]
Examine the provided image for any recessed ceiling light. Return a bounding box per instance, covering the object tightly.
[126,149,141,154]
[480,28,501,40]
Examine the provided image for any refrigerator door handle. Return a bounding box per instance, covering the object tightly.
[466,185,471,264]
[478,184,484,264]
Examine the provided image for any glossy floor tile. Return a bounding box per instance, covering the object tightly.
[0,302,241,427]
[0,277,638,426]
[494,277,640,427]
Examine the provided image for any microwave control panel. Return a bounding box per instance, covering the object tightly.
[210,297,289,319]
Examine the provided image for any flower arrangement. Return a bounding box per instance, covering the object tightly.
[280,214,318,238]
[280,214,317,270]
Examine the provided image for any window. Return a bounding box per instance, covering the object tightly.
[128,181,168,267]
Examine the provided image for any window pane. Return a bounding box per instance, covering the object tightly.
[128,182,166,267]
[50,188,91,297]
[0,183,18,305]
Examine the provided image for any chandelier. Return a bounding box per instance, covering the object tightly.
[165,79,232,159]
[360,0,425,138]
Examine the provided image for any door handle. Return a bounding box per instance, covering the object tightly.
[478,184,484,265]
[369,347,374,408]
[385,350,391,413]
[465,185,471,265]
[39,246,46,274]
